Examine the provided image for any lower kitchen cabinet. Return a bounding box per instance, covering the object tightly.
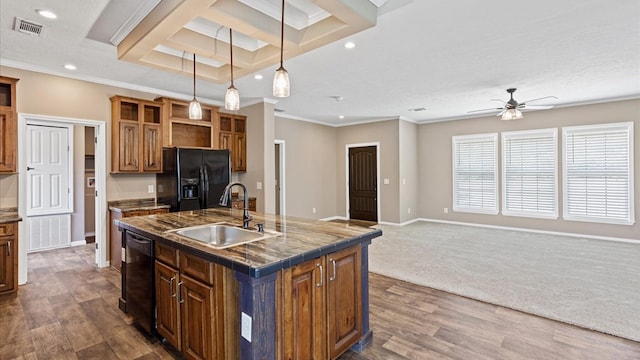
[0,222,18,295]
[155,243,236,360]
[283,245,362,360]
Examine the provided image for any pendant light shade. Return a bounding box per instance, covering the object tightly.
[225,28,240,111]
[273,0,290,97]
[189,53,202,120]
[501,108,523,120]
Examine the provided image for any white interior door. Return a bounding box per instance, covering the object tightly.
[26,124,73,252]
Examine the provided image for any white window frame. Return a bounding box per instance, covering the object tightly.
[452,133,498,215]
[562,122,634,225]
[501,128,558,219]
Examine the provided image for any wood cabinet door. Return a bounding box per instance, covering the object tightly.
[156,261,181,349]
[181,274,215,360]
[327,246,362,358]
[142,123,162,172]
[0,237,14,293]
[0,110,16,173]
[232,133,246,171]
[118,122,139,171]
[283,257,326,360]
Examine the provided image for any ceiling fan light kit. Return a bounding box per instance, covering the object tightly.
[501,108,523,120]
[189,53,203,120]
[225,28,240,111]
[273,0,290,97]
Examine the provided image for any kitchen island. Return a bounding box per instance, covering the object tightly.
[115,208,382,360]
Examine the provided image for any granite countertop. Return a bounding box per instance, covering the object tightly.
[108,198,170,213]
[115,208,382,278]
[0,207,21,224]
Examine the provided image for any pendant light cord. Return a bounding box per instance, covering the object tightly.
[192,53,196,98]
[229,28,234,86]
[280,0,284,68]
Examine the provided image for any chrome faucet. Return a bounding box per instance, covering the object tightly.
[219,182,252,229]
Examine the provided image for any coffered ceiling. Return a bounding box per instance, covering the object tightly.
[117,0,380,83]
[0,0,639,126]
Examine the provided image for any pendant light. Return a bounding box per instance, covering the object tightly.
[189,53,203,120]
[273,0,290,97]
[225,28,240,110]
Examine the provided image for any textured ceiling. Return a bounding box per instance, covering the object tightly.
[1,0,639,126]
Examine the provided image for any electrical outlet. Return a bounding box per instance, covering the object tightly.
[383,178,390,185]
[147,184,154,193]
[444,207,449,213]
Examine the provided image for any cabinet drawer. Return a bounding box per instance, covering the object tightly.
[0,223,14,236]
[155,242,179,267]
[180,252,215,285]
[149,208,169,215]
[124,210,148,218]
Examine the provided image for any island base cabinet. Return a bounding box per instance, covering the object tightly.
[282,245,362,360]
[155,243,238,360]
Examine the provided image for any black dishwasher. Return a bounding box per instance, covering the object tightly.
[124,231,155,334]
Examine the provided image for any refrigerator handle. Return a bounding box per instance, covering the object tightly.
[203,165,210,207]
[199,166,206,209]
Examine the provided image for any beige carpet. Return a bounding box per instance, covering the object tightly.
[368,221,640,342]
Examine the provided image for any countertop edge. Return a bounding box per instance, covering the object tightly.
[115,216,382,279]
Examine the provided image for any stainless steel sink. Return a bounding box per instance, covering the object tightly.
[170,223,280,249]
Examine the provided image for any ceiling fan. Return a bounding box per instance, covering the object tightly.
[468,88,557,120]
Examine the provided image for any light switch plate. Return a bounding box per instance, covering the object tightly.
[383,178,390,185]
[256,182,262,190]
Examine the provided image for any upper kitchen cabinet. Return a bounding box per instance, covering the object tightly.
[110,96,163,173]
[0,76,18,173]
[218,112,246,172]
[156,97,218,149]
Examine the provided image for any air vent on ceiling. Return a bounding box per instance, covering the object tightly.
[14,17,44,36]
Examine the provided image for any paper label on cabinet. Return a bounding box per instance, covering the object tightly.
[241,312,252,342]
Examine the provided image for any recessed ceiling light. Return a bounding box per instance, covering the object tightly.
[36,9,57,19]
[344,41,355,49]
[64,64,77,70]
[339,115,345,119]
[254,74,263,80]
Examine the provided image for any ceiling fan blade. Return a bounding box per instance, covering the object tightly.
[491,99,507,104]
[497,109,506,116]
[522,104,554,110]
[467,107,503,113]
[521,95,558,103]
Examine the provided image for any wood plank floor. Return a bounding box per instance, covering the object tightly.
[1,245,638,360]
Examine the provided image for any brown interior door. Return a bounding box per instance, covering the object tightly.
[348,146,377,222]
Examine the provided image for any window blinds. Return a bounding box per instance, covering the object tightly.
[502,129,557,218]
[563,122,634,225]
[453,133,498,214]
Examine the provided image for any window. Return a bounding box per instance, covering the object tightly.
[563,122,634,225]
[452,133,498,214]
[502,129,557,218]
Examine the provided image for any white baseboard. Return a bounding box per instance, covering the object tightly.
[319,216,348,221]
[378,218,422,227]
[71,240,87,247]
[418,218,640,244]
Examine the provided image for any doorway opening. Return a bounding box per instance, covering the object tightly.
[18,113,107,285]
[346,143,380,222]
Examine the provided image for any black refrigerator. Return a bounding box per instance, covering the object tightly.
[157,148,231,212]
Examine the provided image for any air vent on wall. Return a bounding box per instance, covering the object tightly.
[14,17,44,36]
